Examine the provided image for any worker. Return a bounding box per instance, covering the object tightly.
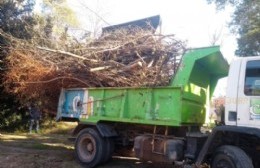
[28,102,41,133]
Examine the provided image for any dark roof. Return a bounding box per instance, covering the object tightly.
[102,15,161,33]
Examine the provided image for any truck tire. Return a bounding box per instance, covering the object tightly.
[212,145,253,168]
[75,128,105,168]
[102,138,115,163]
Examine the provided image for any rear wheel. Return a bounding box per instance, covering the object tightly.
[211,145,253,168]
[75,128,105,168]
[102,138,115,163]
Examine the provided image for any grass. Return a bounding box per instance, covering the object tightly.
[11,119,78,134]
[40,120,78,134]
[0,120,77,150]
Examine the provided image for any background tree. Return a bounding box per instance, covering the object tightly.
[0,0,37,40]
[0,0,37,130]
[0,0,79,131]
[208,0,260,56]
[41,0,79,39]
[0,0,37,62]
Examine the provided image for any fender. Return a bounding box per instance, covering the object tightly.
[195,125,260,166]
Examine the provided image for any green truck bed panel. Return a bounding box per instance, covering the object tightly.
[88,87,183,125]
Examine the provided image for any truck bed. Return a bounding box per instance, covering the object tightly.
[57,86,206,126]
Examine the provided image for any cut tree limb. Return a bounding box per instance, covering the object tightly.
[37,46,98,63]
[90,66,111,72]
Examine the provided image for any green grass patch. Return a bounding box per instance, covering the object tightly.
[11,119,77,135]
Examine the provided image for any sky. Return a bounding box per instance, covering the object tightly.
[37,0,238,96]
[67,0,237,62]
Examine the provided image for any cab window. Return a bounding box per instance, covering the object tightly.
[244,60,260,96]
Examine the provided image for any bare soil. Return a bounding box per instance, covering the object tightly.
[0,133,175,168]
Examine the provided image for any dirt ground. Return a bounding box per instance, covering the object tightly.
[0,133,176,168]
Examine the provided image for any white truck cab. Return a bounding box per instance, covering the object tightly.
[196,56,260,168]
[226,56,260,128]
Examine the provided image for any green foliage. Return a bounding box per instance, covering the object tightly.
[0,0,36,131]
[41,0,79,36]
[0,89,29,131]
[207,0,239,10]
[44,16,54,38]
[0,0,36,40]
[31,14,55,47]
[0,0,37,62]
[208,0,260,56]
[0,0,36,64]
[40,119,77,134]
[233,1,260,56]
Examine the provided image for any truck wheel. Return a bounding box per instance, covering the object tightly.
[212,145,253,168]
[75,128,105,168]
[102,138,115,163]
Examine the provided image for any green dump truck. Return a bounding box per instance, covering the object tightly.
[56,46,260,168]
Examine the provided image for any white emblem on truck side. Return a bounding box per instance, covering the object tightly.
[72,94,81,113]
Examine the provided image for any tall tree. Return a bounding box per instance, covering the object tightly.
[208,0,260,56]
[0,0,37,75]
[0,0,36,40]
[0,0,36,130]
[0,0,37,60]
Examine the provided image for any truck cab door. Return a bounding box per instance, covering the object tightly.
[237,58,260,128]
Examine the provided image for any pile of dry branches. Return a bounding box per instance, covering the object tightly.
[1,28,185,112]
